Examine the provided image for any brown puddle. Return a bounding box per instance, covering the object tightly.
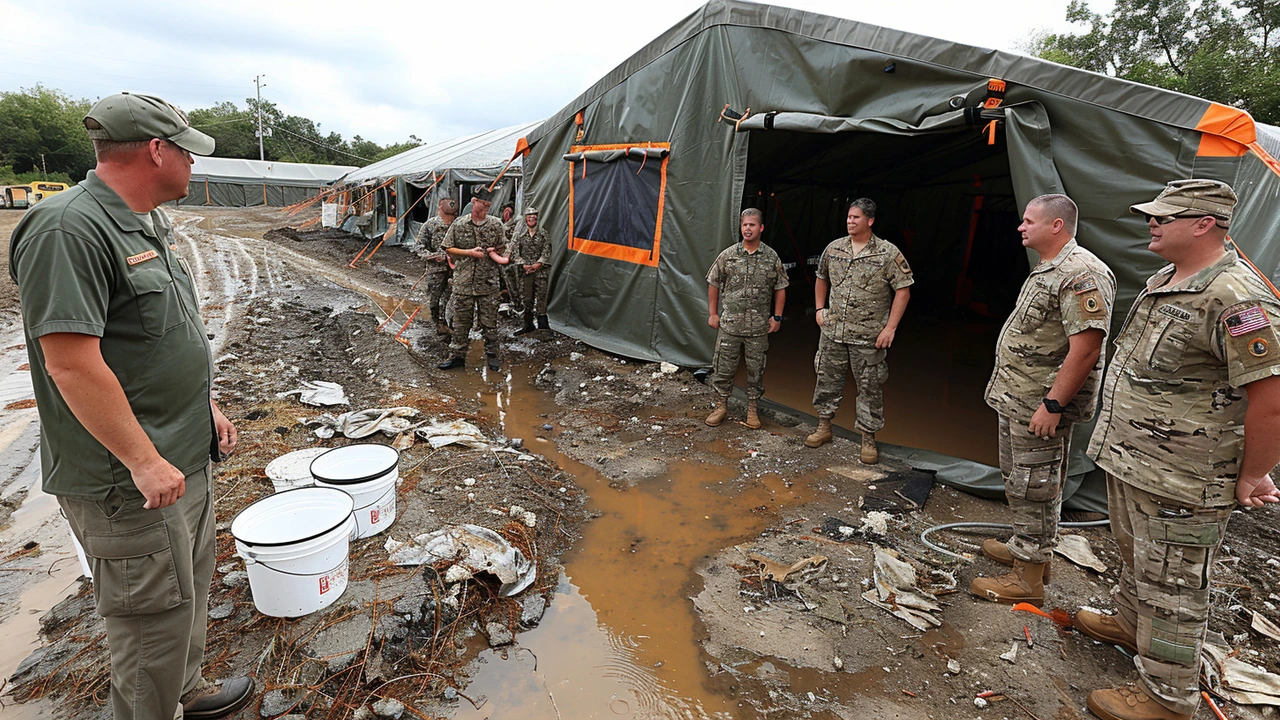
[448,365,819,719]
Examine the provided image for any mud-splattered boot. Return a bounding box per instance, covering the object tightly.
[1086,684,1191,720]
[981,539,1051,584]
[968,559,1047,606]
[804,418,832,448]
[705,399,728,427]
[514,312,536,336]
[745,400,762,429]
[860,431,878,464]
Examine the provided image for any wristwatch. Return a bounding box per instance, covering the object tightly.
[771,315,783,322]
[1042,398,1065,414]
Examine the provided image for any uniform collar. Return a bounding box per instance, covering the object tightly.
[1029,239,1078,275]
[737,241,764,255]
[80,171,149,235]
[1145,247,1237,294]
[845,233,885,256]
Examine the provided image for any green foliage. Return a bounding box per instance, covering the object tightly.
[0,166,74,185]
[1029,0,1280,124]
[0,85,95,182]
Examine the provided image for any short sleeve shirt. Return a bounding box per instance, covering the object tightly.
[8,172,215,500]
[816,234,914,345]
[706,242,790,336]
[441,215,507,295]
[985,240,1116,423]
[1087,248,1280,507]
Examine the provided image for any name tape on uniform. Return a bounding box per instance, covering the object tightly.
[126,250,159,266]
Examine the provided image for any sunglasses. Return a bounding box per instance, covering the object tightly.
[1144,212,1210,225]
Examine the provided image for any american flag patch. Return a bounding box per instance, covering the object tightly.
[1225,305,1270,337]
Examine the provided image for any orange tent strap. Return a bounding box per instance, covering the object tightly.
[1229,239,1280,301]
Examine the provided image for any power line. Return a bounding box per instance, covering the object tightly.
[264,122,372,163]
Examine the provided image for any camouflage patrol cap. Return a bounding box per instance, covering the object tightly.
[1130,179,1236,228]
[471,185,495,203]
[523,205,539,216]
[83,92,215,156]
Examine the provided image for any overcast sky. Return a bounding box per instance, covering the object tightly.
[2,0,1110,159]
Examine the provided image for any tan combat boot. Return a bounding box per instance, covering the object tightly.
[805,418,832,448]
[745,400,762,429]
[981,539,1051,584]
[860,430,878,464]
[1074,609,1137,655]
[705,400,728,427]
[968,559,1047,606]
[1086,684,1191,720]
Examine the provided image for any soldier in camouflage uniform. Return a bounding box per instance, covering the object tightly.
[500,204,524,314]
[969,194,1115,606]
[511,205,551,336]
[806,198,912,463]
[414,198,458,335]
[437,187,510,372]
[704,208,789,429]
[1080,180,1280,720]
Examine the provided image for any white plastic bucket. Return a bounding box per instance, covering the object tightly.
[231,487,356,618]
[310,443,399,540]
[265,448,328,492]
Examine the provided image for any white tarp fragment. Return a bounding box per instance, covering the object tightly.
[384,524,536,597]
[1054,534,1108,573]
[1253,611,1280,642]
[415,419,490,449]
[277,380,349,407]
[749,553,827,583]
[302,407,421,439]
[861,545,943,631]
[1203,636,1280,706]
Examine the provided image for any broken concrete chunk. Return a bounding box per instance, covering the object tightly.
[1000,643,1019,663]
[485,621,514,647]
[521,593,548,627]
[947,659,961,674]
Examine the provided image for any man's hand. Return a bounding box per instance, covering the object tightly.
[469,247,486,259]
[525,262,542,275]
[875,326,896,349]
[1237,474,1280,507]
[1027,405,1061,440]
[134,455,187,510]
[815,308,825,327]
[768,318,780,333]
[212,402,237,457]
[708,314,720,329]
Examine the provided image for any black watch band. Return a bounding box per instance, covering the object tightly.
[771,315,783,322]
[1042,398,1065,414]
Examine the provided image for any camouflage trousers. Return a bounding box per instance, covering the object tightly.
[449,292,500,358]
[811,336,886,432]
[997,414,1072,564]
[502,265,524,312]
[425,267,451,324]
[519,266,550,317]
[1106,474,1232,715]
[709,330,769,400]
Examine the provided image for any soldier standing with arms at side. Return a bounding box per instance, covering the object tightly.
[437,187,509,372]
[806,198,912,463]
[415,197,458,336]
[512,205,551,335]
[500,202,524,314]
[969,194,1115,606]
[704,208,789,428]
[1081,180,1280,720]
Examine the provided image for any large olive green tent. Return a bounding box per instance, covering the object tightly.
[519,0,1280,510]
[177,157,356,208]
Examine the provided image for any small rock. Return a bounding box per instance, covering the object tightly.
[946,658,960,674]
[208,603,235,620]
[570,352,584,361]
[508,437,524,449]
[521,594,548,626]
[541,424,553,430]
[485,621,514,647]
[463,477,476,486]
[833,656,843,670]
[353,707,375,720]
[372,698,405,719]
[260,689,294,717]
[443,687,458,701]
[221,571,249,588]
[974,697,989,708]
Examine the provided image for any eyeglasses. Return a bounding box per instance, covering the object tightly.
[165,140,192,161]
[1144,212,1210,225]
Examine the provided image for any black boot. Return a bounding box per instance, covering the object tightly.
[486,353,501,372]
[514,312,536,336]
[537,314,550,330]
[437,357,464,370]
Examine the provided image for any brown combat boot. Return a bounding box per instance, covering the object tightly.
[805,418,832,448]
[705,400,728,427]
[1075,609,1138,655]
[1086,684,1191,720]
[968,559,1047,606]
[745,400,762,429]
[860,430,878,464]
[981,539,1051,584]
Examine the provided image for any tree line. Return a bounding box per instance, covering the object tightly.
[0,85,422,184]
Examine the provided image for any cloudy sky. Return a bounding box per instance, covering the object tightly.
[1,0,1109,156]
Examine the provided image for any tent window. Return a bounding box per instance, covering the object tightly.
[565,143,670,267]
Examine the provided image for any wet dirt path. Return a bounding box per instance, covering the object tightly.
[447,365,818,719]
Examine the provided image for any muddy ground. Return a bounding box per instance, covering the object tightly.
[0,205,1278,719]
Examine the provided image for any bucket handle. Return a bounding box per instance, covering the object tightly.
[354,484,396,514]
[256,556,348,579]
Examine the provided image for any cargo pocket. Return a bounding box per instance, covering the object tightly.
[1147,316,1193,373]
[1007,447,1062,503]
[130,267,185,337]
[81,521,183,617]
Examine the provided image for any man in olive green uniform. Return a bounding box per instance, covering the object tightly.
[414,198,458,335]
[970,194,1115,606]
[1081,180,1280,720]
[807,198,912,463]
[9,93,253,720]
[511,205,552,335]
[704,208,788,428]
[438,186,509,372]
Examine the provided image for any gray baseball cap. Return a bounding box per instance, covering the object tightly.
[83,92,216,156]
[1130,179,1236,228]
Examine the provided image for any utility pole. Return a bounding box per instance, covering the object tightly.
[40,153,47,179]
[254,74,267,161]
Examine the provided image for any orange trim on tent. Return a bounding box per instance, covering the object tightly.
[566,142,670,268]
[1196,103,1256,158]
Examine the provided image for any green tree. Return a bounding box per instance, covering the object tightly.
[1029,0,1280,124]
[0,85,95,182]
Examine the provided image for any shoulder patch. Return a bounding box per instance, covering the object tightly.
[1224,304,1270,337]
[1249,337,1270,357]
[895,253,911,274]
[1158,304,1193,322]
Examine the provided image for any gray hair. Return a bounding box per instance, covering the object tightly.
[85,119,151,161]
[740,208,764,222]
[1028,193,1078,237]
[848,198,876,219]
